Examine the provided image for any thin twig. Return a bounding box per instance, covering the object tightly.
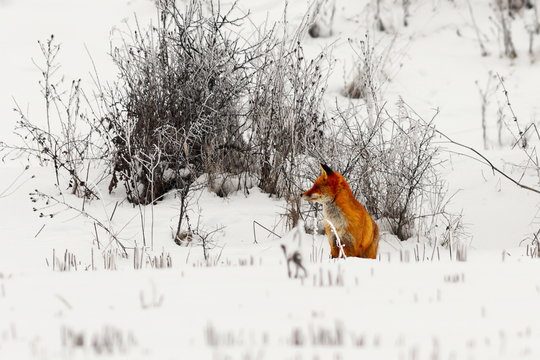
[252,220,282,244]
[436,130,540,195]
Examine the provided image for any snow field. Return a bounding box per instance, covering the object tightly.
[2,0,540,358]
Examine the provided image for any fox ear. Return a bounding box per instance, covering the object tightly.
[320,164,334,177]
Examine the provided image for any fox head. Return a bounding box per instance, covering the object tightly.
[302,164,344,204]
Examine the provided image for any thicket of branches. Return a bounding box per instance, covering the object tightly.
[2,35,105,200]
[313,100,450,242]
[102,1,259,205]
[98,0,328,208]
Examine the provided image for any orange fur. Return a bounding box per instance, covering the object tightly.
[302,164,379,259]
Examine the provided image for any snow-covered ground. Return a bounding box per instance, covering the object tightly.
[1,0,540,359]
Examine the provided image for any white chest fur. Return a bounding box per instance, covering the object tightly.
[322,202,348,231]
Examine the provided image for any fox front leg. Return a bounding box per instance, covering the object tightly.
[326,232,341,258]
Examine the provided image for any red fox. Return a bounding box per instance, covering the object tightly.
[302,164,379,259]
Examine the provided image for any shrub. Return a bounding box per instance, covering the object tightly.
[100,0,330,209]
[101,0,329,206]
[3,35,102,200]
[319,99,451,241]
[101,0,267,204]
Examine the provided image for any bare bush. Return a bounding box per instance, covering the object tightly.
[331,31,457,241]
[2,35,103,200]
[343,37,374,101]
[319,100,452,242]
[102,0,270,205]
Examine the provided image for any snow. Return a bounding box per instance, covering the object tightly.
[1,0,540,359]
